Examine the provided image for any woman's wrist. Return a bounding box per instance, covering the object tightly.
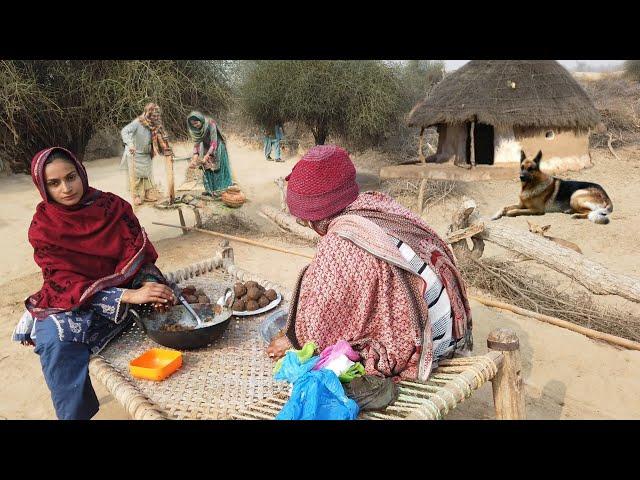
[121,289,133,304]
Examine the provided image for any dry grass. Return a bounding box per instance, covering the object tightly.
[459,256,640,343]
[381,178,465,213]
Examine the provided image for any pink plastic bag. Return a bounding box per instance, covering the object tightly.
[313,340,361,371]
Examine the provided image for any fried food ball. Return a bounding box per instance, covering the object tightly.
[181,286,196,296]
[234,283,247,298]
[185,294,199,304]
[247,287,262,301]
[246,300,259,311]
[232,298,246,311]
[244,281,258,290]
[258,296,270,308]
[265,289,277,301]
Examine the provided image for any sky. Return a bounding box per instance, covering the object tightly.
[443,60,624,71]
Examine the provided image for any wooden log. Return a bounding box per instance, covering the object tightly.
[479,219,640,303]
[451,199,640,303]
[487,328,526,420]
[261,205,319,243]
[446,222,485,244]
[418,127,426,164]
[165,155,175,203]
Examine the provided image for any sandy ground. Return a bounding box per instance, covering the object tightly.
[1,139,639,420]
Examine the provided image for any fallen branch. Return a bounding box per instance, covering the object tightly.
[451,199,640,303]
[470,295,640,351]
[607,132,621,161]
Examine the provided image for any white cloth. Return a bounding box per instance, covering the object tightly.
[323,355,355,377]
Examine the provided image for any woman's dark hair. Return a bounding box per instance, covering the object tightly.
[45,150,75,166]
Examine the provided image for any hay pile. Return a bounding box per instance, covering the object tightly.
[458,256,640,343]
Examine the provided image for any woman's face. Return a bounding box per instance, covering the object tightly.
[190,119,202,129]
[149,109,161,123]
[44,159,84,206]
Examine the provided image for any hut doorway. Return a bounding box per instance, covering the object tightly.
[466,122,495,165]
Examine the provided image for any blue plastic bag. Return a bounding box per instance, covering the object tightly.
[274,350,359,420]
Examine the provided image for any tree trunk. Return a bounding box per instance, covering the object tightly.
[449,199,640,303]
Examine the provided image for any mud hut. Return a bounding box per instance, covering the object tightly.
[407,60,601,174]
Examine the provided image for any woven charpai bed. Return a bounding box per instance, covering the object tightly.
[90,242,520,420]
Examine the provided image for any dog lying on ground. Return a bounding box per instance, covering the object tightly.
[492,150,613,224]
[526,221,583,254]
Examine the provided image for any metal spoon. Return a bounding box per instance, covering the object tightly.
[177,294,206,328]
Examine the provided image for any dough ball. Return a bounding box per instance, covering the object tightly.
[246,300,259,311]
[247,287,262,301]
[232,299,246,311]
[265,289,277,301]
[258,296,270,308]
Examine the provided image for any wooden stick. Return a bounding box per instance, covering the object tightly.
[487,328,525,420]
[418,126,426,164]
[165,155,175,203]
[416,179,427,215]
[469,120,476,167]
[127,151,138,210]
[607,132,621,161]
[151,221,315,260]
[471,295,640,351]
[177,209,188,235]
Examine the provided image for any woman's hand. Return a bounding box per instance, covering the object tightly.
[129,146,136,155]
[266,334,292,361]
[122,282,176,306]
[189,154,200,169]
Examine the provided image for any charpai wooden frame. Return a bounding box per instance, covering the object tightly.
[89,241,525,420]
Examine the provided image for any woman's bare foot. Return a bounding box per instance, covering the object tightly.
[133,195,143,206]
[267,334,292,361]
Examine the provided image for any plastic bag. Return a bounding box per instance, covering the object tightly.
[274,350,359,420]
[313,340,361,371]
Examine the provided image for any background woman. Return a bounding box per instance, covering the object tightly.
[187,111,233,196]
[120,103,174,205]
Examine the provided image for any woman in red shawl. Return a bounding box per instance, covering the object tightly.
[267,145,473,382]
[12,147,177,420]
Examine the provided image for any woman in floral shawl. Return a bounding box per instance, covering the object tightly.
[13,147,177,419]
[187,111,233,196]
[267,145,473,382]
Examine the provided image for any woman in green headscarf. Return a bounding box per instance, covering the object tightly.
[187,111,233,196]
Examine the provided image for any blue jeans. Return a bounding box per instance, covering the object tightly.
[34,317,99,420]
[264,136,281,160]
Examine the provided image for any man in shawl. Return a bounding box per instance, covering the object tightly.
[13,147,177,419]
[121,103,174,205]
[187,111,233,196]
[267,145,473,382]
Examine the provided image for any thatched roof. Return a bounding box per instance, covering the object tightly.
[407,60,600,129]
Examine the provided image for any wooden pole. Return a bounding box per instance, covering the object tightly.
[127,151,138,209]
[471,295,640,351]
[417,179,427,215]
[487,328,526,420]
[418,126,426,164]
[469,120,476,167]
[177,208,188,235]
[151,221,315,260]
[165,155,175,203]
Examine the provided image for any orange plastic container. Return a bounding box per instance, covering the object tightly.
[129,348,182,381]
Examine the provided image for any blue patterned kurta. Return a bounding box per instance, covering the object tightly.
[13,287,132,354]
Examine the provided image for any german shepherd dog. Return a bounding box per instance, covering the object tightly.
[492,150,613,224]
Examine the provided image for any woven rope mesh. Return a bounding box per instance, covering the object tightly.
[98,267,288,419]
